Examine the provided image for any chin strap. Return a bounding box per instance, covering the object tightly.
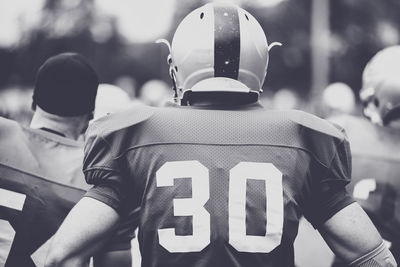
[156,39,179,104]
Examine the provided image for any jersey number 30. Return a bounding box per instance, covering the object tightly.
[156,160,284,253]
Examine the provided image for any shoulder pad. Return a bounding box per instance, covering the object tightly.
[327,114,355,129]
[282,110,351,172]
[84,104,154,164]
[287,110,346,140]
[87,103,154,140]
[328,115,375,141]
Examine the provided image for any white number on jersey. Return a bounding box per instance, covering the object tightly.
[157,161,210,252]
[0,188,26,265]
[229,162,283,252]
[156,160,284,253]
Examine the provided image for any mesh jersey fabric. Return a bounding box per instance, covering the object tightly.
[0,117,129,267]
[84,103,354,267]
[330,115,400,264]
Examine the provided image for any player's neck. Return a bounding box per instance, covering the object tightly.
[30,107,88,140]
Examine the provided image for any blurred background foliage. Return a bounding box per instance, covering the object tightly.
[0,0,399,105]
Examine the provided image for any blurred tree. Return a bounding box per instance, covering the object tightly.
[330,0,400,96]
[2,0,400,105]
[15,0,99,85]
[246,0,312,96]
[6,0,175,93]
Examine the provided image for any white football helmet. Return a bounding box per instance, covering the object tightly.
[158,2,281,103]
[360,46,400,125]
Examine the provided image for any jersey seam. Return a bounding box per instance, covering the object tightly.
[84,166,121,173]
[318,137,350,184]
[108,142,331,169]
[84,127,123,174]
[327,137,346,176]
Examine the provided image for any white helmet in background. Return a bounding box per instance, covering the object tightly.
[361,46,400,125]
[322,82,355,115]
[158,2,281,103]
[139,79,171,107]
[93,83,132,120]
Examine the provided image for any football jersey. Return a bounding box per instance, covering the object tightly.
[83,103,354,267]
[330,115,400,262]
[0,117,89,267]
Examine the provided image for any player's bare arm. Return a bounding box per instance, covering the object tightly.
[319,202,396,266]
[45,197,120,267]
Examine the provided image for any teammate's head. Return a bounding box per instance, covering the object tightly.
[360,46,400,126]
[30,53,99,139]
[32,52,99,116]
[159,2,280,105]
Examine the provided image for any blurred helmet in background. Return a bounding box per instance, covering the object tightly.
[361,46,400,125]
[322,82,355,117]
[272,88,300,110]
[164,2,280,101]
[139,79,171,107]
[93,83,132,120]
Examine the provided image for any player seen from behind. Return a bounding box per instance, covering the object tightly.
[46,4,396,267]
[0,53,131,266]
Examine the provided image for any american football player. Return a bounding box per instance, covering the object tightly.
[330,46,400,266]
[0,53,132,266]
[46,4,396,267]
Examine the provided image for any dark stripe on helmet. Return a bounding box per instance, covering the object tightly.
[214,4,240,79]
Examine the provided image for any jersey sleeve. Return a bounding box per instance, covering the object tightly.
[83,122,129,215]
[302,131,355,228]
[83,123,139,251]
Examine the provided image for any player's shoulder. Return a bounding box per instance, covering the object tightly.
[331,115,400,158]
[87,103,154,138]
[0,117,26,162]
[327,114,378,144]
[0,117,86,189]
[273,110,350,168]
[84,103,154,158]
[328,114,369,130]
[0,117,30,154]
[0,116,23,138]
[282,109,347,141]
[0,116,82,149]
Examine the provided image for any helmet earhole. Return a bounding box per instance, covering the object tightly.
[175,66,178,72]
[200,12,204,19]
[245,14,249,21]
